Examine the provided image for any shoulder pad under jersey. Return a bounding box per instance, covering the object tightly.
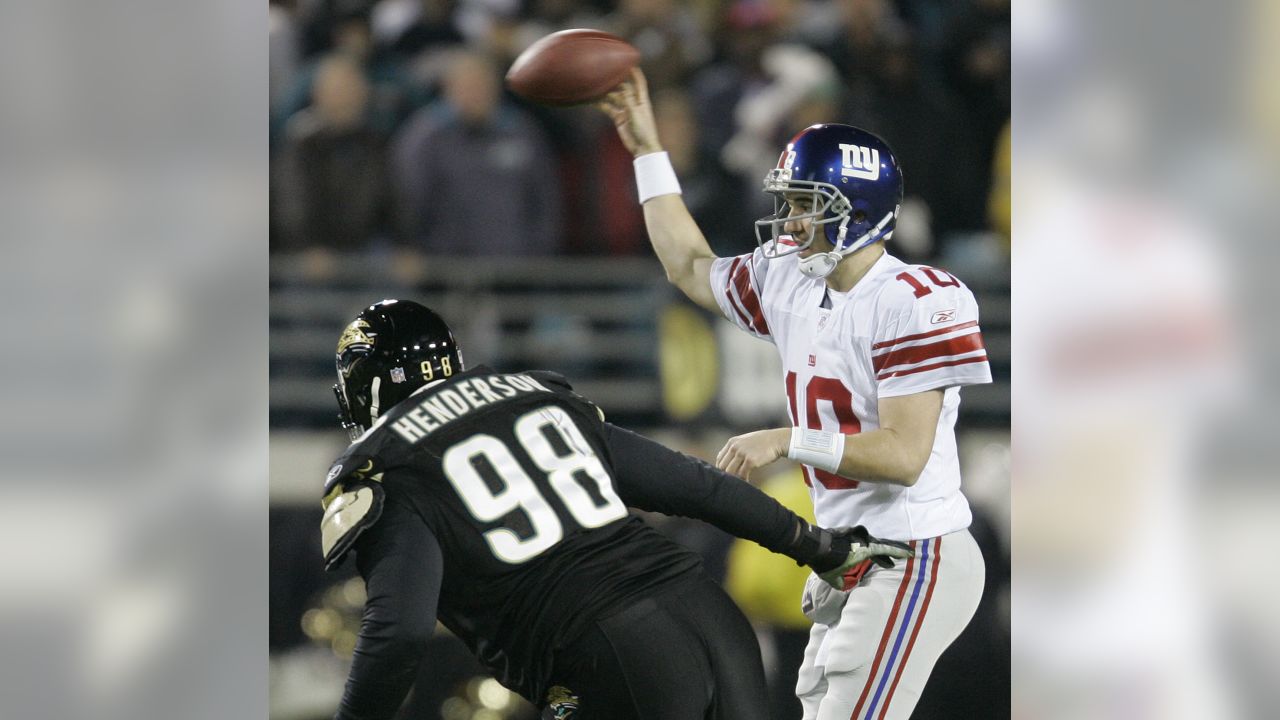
[523,370,606,422]
[320,453,386,571]
[524,369,572,391]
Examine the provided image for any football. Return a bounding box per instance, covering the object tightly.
[505,29,640,107]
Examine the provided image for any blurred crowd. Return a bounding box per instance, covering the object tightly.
[269,0,1010,270]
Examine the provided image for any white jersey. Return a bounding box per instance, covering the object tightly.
[710,247,992,540]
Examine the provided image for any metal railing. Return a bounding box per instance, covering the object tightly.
[270,253,1009,429]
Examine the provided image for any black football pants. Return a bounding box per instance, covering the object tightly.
[546,575,771,720]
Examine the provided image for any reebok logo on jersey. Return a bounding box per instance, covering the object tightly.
[808,354,817,366]
[931,309,956,325]
[840,143,880,181]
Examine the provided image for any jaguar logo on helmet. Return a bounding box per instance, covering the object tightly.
[337,319,375,354]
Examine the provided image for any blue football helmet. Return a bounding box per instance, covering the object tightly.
[755,124,903,278]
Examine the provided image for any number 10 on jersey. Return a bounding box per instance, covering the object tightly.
[786,372,861,489]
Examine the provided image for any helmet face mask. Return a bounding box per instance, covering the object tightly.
[755,176,853,259]
[334,381,359,439]
[332,300,464,441]
[754,124,903,275]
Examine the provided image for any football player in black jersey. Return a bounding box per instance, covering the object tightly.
[323,299,912,720]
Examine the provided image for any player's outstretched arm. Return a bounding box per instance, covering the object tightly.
[599,422,908,577]
[334,501,444,720]
[716,390,944,487]
[597,69,719,313]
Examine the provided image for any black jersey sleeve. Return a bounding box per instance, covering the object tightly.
[600,423,812,559]
[334,499,443,720]
[600,423,854,571]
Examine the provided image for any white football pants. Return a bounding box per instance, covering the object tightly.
[796,528,984,720]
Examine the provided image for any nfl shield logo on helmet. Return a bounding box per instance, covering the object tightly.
[390,367,407,384]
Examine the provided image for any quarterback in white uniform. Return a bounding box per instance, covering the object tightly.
[600,69,991,720]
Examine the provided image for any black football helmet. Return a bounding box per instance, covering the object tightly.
[333,299,464,440]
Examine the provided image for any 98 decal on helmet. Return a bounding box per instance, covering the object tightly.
[333,299,464,440]
[755,123,904,279]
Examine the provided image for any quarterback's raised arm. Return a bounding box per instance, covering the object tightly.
[597,69,719,313]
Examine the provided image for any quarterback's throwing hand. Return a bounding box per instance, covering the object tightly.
[595,68,662,157]
[716,428,791,482]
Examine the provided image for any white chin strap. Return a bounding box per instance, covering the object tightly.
[798,252,841,279]
[798,214,851,279]
[795,210,896,280]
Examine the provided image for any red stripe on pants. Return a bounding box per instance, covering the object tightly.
[849,542,918,719]
[876,537,942,719]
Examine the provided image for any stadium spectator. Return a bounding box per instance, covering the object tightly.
[838,34,973,260]
[940,0,1011,232]
[818,0,909,85]
[269,0,301,112]
[271,9,422,150]
[391,50,562,255]
[652,88,750,255]
[273,54,395,255]
[370,0,464,58]
[610,0,713,91]
[693,3,840,221]
[691,1,780,160]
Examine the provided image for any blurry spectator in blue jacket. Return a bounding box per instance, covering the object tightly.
[391,50,561,255]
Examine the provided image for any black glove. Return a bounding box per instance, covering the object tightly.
[789,520,914,589]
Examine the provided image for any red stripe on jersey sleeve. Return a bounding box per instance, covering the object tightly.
[877,354,989,381]
[871,320,979,351]
[732,259,770,337]
[723,257,754,328]
[872,332,986,374]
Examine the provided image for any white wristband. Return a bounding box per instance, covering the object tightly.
[788,428,845,474]
[633,151,682,203]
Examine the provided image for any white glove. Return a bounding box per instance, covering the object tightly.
[801,571,848,625]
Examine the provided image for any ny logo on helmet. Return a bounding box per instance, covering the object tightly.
[839,143,880,181]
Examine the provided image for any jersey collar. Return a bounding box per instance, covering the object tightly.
[831,251,899,301]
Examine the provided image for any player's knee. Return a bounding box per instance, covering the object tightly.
[813,668,867,717]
